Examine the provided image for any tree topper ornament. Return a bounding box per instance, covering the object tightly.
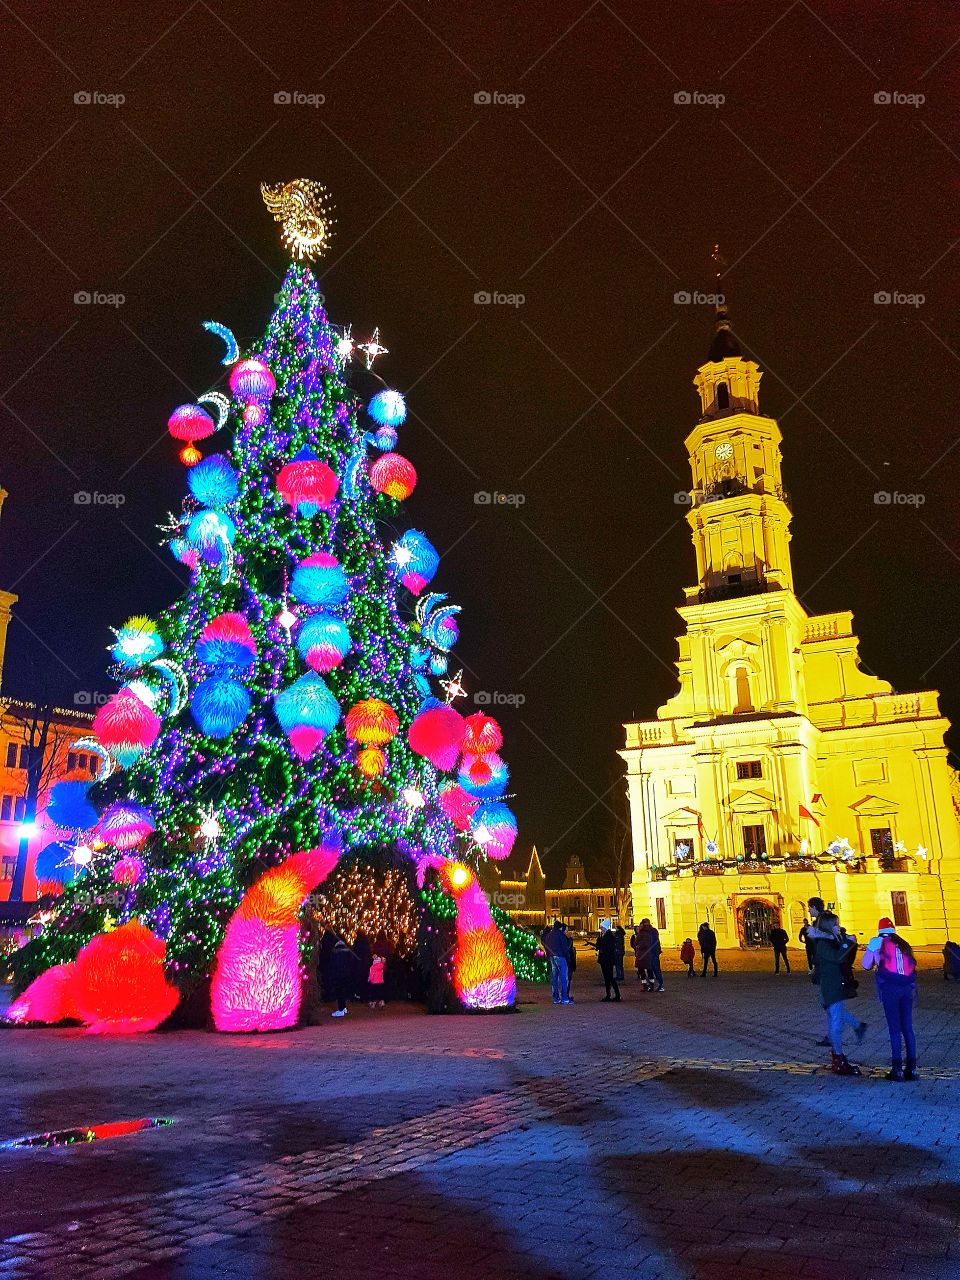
[261,179,336,261]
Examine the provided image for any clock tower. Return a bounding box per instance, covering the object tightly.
[683,301,793,599]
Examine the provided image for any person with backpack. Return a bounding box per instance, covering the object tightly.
[697,921,718,977]
[811,911,867,1075]
[861,917,918,1081]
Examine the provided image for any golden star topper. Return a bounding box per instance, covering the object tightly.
[260,179,336,261]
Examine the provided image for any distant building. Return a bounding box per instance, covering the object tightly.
[0,486,95,905]
[484,849,631,936]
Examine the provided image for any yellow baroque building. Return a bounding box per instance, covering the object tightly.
[621,303,960,949]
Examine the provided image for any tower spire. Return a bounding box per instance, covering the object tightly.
[707,243,741,362]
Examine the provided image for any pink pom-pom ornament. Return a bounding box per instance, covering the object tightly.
[369,453,417,501]
[408,702,465,771]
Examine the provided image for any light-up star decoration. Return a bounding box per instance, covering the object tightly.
[360,327,388,369]
[261,179,336,261]
[440,669,467,703]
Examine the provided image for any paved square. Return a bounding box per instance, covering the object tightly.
[1,956,958,1279]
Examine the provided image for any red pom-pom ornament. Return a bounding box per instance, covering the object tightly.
[369,453,417,501]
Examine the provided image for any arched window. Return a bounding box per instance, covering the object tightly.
[734,666,753,713]
[716,382,730,410]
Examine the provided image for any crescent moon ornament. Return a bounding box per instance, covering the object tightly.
[198,392,230,432]
[149,658,189,716]
[260,179,336,261]
[202,321,240,366]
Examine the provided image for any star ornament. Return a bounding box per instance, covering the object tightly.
[336,325,355,361]
[440,669,467,703]
[360,327,388,369]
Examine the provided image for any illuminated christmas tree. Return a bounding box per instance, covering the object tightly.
[11,181,541,1031]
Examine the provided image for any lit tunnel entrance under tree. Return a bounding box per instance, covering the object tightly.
[738,899,780,949]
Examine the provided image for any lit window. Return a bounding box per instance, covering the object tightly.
[742,825,767,859]
[736,761,763,780]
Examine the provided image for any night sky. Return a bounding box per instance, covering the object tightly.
[2,1,958,884]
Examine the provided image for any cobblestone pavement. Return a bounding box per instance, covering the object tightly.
[1,966,958,1279]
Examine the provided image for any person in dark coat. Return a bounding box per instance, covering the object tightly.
[543,920,572,1005]
[613,925,626,982]
[798,918,814,971]
[560,923,577,997]
[317,929,337,1002]
[632,920,661,991]
[697,922,718,977]
[769,924,791,974]
[597,922,621,1001]
[329,938,359,1017]
[352,933,372,1000]
[811,912,867,1074]
[943,940,960,981]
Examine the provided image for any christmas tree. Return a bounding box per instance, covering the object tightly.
[11,181,543,1032]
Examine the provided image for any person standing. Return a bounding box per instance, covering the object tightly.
[798,917,814,972]
[769,923,791,974]
[631,921,654,990]
[680,937,696,977]
[861,917,918,1081]
[597,921,621,1001]
[329,938,359,1017]
[613,925,626,982]
[543,919,572,1006]
[811,911,867,1074]
[697,921,718,977]
[561,922,577,999]
[647,918,664,992]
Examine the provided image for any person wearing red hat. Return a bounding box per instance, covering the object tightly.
[862,917,918,1081]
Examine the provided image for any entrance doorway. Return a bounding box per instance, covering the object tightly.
[739,899,779,948]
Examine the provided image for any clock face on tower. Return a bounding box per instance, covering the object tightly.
[715,442,734,461]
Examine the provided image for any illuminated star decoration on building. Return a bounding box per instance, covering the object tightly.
[260,179,336,261]
[440,669,467,703]
[916,845,928,860]
[828,837,856,862]
[674,842,690,861]
[705,839,719,857]
[359,327,388,369]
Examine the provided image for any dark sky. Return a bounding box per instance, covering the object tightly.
[2,1,959,884]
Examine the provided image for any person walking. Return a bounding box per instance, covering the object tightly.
[329,938,359,1017]
[697,921,718,977]
[543,919,572,1005]
[613,925,626,983]
[811,911,867,1074]
[861,917,918,1081]
[769,923,791,974]
[680,937,696,977]
[561,922,577,998]
[597,921,621,1001]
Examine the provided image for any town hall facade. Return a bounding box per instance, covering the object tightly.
[621,303,960,949]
